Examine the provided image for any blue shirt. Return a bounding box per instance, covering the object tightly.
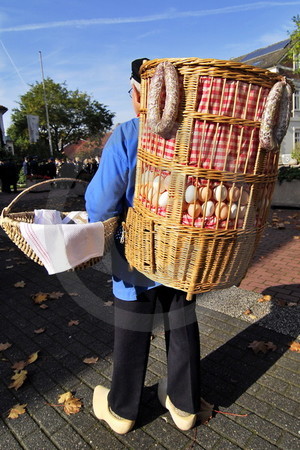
[85,118,160,300]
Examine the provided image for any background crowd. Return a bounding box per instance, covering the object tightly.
[0,156,100,193]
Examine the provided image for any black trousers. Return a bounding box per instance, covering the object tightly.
[107,285,201,420]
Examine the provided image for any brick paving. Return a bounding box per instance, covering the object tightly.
[0,190,299,449]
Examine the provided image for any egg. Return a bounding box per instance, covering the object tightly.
[147,187,159,205]
[198,186,212,202]
[215,202,229,220]
[152,175,165,193]
[187,201,202,218]
[202,200,215,217]
[240,190,249,205]
[163,175,172,190]
[144,170,155,186]
[213,184,228,202]
[158,190,169,207]
[185,185,198,203]
[227,186,240,202]
[229,203,238,219]
[238,205,247,218]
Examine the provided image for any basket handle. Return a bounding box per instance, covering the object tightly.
[1,177,88,218]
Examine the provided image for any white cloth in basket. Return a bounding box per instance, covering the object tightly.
[20,210,104,274]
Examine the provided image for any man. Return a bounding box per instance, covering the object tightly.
[85,59,201,434]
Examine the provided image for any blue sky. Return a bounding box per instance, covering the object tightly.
[0,1,299,131]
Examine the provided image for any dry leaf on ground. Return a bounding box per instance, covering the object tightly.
[26,351,39,365]
[248,340,276,354]
[34,328,46,334]
[63,396,83,415]
[57,391,83,415]
[11,360,27,370]
[68,320,79,327]
[6,265,14,269]
[7,404,27,419]
[9,370,28,390]
[83,357,99,364]
[32,292,48,304]
[257,295,272,303]
[48,291,64,299]
[39,304,49,309]
[0,342,12,351]
[14,281,26,288]
[58,391,73,403]
[289,341,300,353]
[104,301,113,307]
[265,341,277,351]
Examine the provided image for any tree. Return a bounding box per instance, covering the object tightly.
[7,78,115,157]
[288,15,300,71]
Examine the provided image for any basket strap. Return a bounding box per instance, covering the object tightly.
[1,178,88,218]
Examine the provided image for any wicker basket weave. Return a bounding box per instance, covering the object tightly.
[0,178,118,270]
[124,58,285,299]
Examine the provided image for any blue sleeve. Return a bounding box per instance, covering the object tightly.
[85,125,129,222]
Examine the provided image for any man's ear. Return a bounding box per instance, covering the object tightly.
[133,85,141,102]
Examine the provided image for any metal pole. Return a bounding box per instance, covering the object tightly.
[39,51,53,156]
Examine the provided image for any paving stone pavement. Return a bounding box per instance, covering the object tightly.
[0,190,299,449]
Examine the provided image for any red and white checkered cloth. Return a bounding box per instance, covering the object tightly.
[141,76,270,173]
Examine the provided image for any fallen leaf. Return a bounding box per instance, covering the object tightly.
[7,404,27,419]
[276,223,285,229]
[276,299,287,307]
[293,236,300,240]
[63,396,83,415]
[257,295,272,303]
[26,351,39,365]
[287,302,298,307]
[14,281,26,288]
[289,341,300,353]
[284,221,290,225]
[265,342,277,351]
[11,360,27,370]
[39,304,49,309]
[0,342,12,351]
[9,370,27,390]
[248,341,269,354]
[48,291,64,299]
[6,265,14,269]
[243,308,253,315]
[69,292,79,296]
[58,391,73,404]
[68,320,79,327]
[104,301,113,307]
[83,357,99,364]
[32,292,48,304]
[248,314,257,320]
[34,328,46,334]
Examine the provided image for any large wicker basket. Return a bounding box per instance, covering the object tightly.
[0,178,118,270]
[124,58,288,299]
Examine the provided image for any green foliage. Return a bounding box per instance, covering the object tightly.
[7,78,115,157]
[288,15,300,71]
[291,143,300,163]
[277,165,300,183]
[17,168,26,186]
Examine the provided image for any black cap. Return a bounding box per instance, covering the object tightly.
[131,58,149,83]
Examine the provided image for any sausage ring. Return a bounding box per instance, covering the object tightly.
[147,61,179,139]
[259,77,292,151]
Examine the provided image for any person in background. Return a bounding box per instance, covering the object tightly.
[85,59,202,435]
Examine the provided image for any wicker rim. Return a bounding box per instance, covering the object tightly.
[140,58,282,88]
[0,178,87,219]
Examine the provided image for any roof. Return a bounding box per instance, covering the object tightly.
[233,39,291,69]
[63,132,112,158]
